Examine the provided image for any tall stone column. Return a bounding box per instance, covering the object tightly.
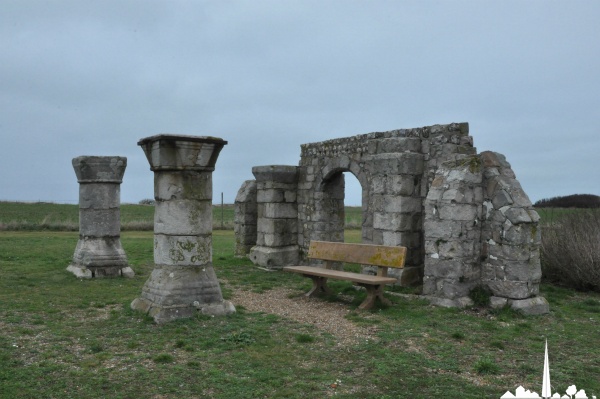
[67,156,134,278]
[249,165,299,269]
[131,134,235,323]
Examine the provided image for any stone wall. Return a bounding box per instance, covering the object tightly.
[234,180,257,257]
[234,122,548,314]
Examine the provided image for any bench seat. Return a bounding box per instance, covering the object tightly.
[283,241,407,310]
[284,266,398,285]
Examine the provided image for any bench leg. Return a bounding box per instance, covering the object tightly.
[305,275,332,297]
[357,284,392,310]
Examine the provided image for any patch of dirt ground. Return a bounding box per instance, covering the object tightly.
[230,287,380,345]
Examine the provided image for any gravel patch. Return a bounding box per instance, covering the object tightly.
[231,287,380,346]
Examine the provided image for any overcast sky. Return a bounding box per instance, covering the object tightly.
[1,0,598,206]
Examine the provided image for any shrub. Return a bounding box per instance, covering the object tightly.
[534,194,600,208]
[468,285,492,307]
[541,210,600,291]
[138,198,155,206]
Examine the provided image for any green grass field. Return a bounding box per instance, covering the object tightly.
[1,226,599,398]
[0,202,363,231]
[1,202,598,397]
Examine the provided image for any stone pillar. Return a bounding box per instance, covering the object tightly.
[249,165,299,269]
[479,151,548,315]
[131,134,235,323]
[67,156,133,279]
[422,155,484,307]
[234,180,258,257]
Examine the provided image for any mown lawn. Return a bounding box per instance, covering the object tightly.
[0,230,599,398]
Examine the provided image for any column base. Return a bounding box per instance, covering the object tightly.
[66,264,135,278]
[130,265,236,323]
[131,298,236,324]
[249,245,299,269]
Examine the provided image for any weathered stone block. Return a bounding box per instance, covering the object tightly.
[155,171,212,201]
[447,168,482,185]
[381,195,422,213]
[252,165,298,183]
[423,219,464,239]
[257,189,285,203]
[367,153,424,175]
[374,212,416,232]
[438,203,479,221]
[257,218,298,235]
[487,280,538,299]
[154,200,212,235]
[388,175,416,196]
[263,203,298,219]
[492,190,513,209]
[71,237,128,268]
[381,231,420,247]
[508,296,549,315]
[504,207,532,224]
[79,209,121,237]
[249,245,300,268]
[263,231,297,247]
[488,243,533,262]
[504,260,542,282]
[490,296,508,309]
[153,234,212,266]
[377,137,422,154]
[79,184,120,209]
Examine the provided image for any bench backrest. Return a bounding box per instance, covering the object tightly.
[308,241,406,269]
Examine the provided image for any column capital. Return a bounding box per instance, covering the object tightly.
[72,156,127,183]
[138,134,227,172]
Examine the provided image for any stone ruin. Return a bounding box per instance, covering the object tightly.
[235,122,549,315]
[131,134,235,323]
[67,156,134,278]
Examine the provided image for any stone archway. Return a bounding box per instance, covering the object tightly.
[297,134,427,285]
[234,122,548,314]
[317,161,371,245]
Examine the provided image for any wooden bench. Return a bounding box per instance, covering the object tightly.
[283,241,406,310]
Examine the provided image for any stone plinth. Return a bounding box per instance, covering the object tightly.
[131,134,235,323]
[67,156,133,279]
[249,165,299,269]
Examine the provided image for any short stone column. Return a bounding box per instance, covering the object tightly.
[67,156,134,278]
[249,165,299,269]
[131,134,235,323]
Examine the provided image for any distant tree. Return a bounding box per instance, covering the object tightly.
[138,198,155,206]
[534,194,600,208]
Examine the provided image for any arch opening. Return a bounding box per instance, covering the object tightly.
[343,172,363,243]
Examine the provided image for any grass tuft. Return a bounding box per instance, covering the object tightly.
[295,333,316,343]
[153,353,175,364]
[474,358,500,375]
